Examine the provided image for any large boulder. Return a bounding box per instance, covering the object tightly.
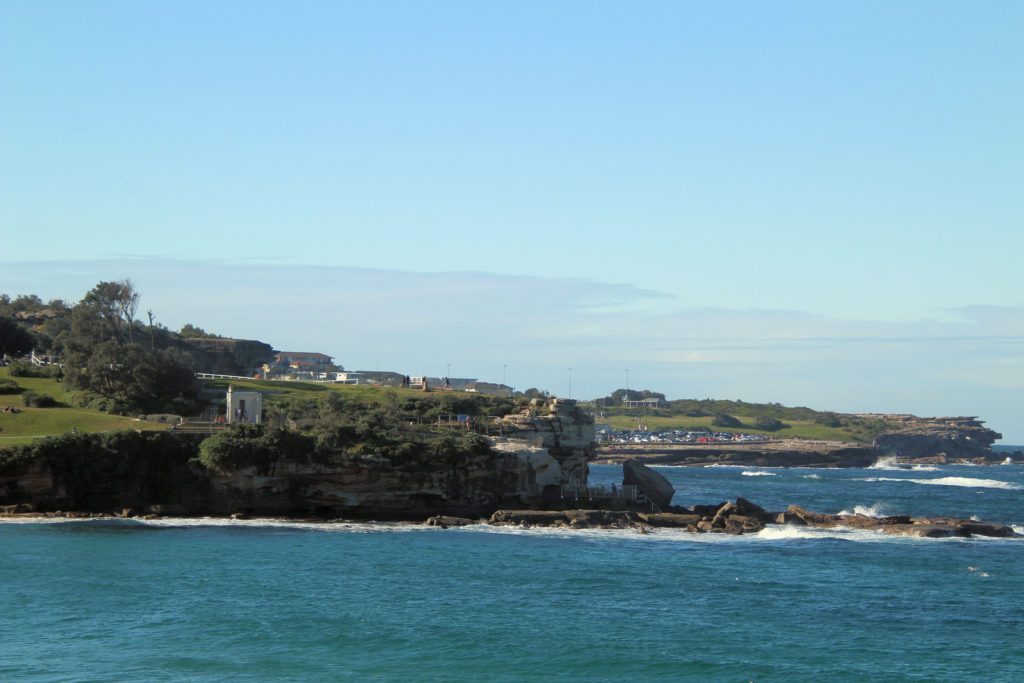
[622,459,675,511]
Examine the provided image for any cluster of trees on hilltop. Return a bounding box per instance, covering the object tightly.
[596,388,667,404]
[1,281,209,415]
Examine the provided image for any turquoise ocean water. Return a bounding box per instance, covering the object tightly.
[3,459,1023,682]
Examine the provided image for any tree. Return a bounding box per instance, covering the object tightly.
[63,281,199,413]
[604,388,666,404]
[753,416,784,432]
[0,316,34,357]
[179,324,221,339]
[815,412,843,428]
[76,280,139,347]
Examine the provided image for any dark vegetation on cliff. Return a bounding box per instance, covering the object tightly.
[0,377,537,514]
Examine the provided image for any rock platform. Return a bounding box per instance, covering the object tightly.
[480,499,1018,538]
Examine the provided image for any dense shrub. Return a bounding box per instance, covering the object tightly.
[7,362,62,378]
[198,425,319,474]
[753,416,784,431]
[815,412,843,428]
[21,391,57,408]
[0,430,201,511]
[67,390,131,415]
[711,412,742,428]
[0,378,21,394]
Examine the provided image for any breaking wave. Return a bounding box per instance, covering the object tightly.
[741,470,777,477]
[855,476,1022,491]
[836,503,892,518]
[868,456,938,472]
[868,456,902,470]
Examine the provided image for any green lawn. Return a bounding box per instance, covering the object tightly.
[0,368,869,445]
[0,368,170,446]
[0,407,170,446]
[0,371,68,401]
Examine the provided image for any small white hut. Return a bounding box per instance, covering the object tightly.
[226,386,262,424]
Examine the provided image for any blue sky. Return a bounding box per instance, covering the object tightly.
[2,2,1022,440]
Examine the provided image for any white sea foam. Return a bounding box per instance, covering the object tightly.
[8,515,1018,545]
[855,476,1022,490]
[0,516,439,533]
[868,455,902,470]
[140,517,431,533]
[0,516,104,525]
[866,456,940,471]
[741,470,776,477]
[468,522,744,545]
[801,474,822,480]
[754,524,911,543]
[836,503,891,518]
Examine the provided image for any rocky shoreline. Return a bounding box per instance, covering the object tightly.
[462,501,1019,538]
[4,501,1016,540]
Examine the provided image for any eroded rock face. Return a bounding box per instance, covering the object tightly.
[870,415,1003,463]
[501,399,594,487]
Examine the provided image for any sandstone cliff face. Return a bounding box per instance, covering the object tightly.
[499,399,594,486]
[205,449,541,519]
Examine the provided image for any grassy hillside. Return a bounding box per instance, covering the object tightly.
[599,414,859,441]
[0,369,170,446]
[592,396,899,443]
[204,377,388,404]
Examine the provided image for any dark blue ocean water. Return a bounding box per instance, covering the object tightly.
[2,462,1023,682]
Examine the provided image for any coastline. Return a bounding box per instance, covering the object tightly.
[4,504,1018,540]
[592,438,1016,468]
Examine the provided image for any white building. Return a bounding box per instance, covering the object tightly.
[226,386,262,424]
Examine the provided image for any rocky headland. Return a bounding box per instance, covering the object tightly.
[0,399,595,520]
[594,415,1006,468]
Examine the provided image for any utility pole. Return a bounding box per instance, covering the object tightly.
[568,367,573,400]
